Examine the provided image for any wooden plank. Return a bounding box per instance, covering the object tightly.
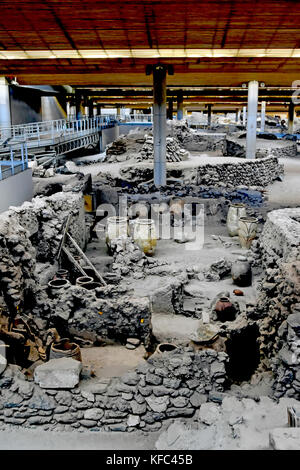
[57,214,72,260]
[66,232,107,286]
[61,246,86,276]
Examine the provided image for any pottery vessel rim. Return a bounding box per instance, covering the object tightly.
[239,216,258,222]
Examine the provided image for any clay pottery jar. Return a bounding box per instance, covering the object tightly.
[227,203,246,237]
[238,216,258,249]
[133,218,157,256]
[76,276,93,287]
[215,296,236,322]
[231,258,252,287]
[155,343,178,354]
[49,338,82,362]
[55,269,69,280]
[48,278,70,296]
[105,217,129,254]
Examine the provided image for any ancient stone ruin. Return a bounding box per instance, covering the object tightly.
[0,119,299,451]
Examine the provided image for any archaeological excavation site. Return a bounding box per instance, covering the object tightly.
[0,0,300,453]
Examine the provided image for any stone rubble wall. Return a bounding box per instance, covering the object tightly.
[196,156,283,187]
[179,132,226,153]
[254,209,300,398]
[119,156,283,189]
[0,191,86,312]
[0,348,228,433]
[32,284,153,348]
[226,137,297,158]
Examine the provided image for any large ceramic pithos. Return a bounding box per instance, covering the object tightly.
[238,216,258,249]
[105,216,128,253]
[133,218,157,256]
[226,203,246,237]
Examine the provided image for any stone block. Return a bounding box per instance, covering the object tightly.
[34,358,82,389]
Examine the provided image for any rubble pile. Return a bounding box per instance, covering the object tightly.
[0,348,228,433]
[110,237,169,279]
[105,130,146,163]
[136,134,189,162]
[167,120,226,153]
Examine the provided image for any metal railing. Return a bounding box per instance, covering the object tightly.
[0,115,118,149]
[118,114,153,123]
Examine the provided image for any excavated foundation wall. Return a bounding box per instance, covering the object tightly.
[0,348,228,433]
[226,138,297,158]
[33,284,153,348]
[119,156,283,188]
[254,209,300,398]
[0,191,86,313]
[195,156,283,187]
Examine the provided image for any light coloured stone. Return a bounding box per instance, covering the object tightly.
[145,395,169,413]
[198,403,221,425]
[34,358,82,389]
[127,414,140,427]
[269,428,300,450]
[0,353,7,376]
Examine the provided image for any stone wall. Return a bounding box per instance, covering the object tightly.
[0,191,86,313]
[226,137,297,158]
[253,209,300,398]
[119,156,283,189]
[195,156,283,188]
[180,132,226,153]
[0,348,228,432]
[33,283,153,348]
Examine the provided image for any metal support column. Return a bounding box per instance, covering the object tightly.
[207,104,212,128]
[243,106,247,127]
[260,101,266,132]
[288,101,295,134]
[246,80,259,159]
[167,98,173,120]
[177,90,184,120]
[153,64,167,187]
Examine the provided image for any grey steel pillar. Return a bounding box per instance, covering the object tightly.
[0,77,11,137]
[246,80,259,159]
[75,92,83,120]
[207,104,212,128]
[177,90,184,120]
[153,64,167,187]
[235,108,239,123]
[88,99,94,118]
[260,101,266,132]
[243,106,247,127]
[167,98,173,120]
[288,101,295,134]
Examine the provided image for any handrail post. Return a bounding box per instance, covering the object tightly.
[21,143,25,170]
[10,147,14,176]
